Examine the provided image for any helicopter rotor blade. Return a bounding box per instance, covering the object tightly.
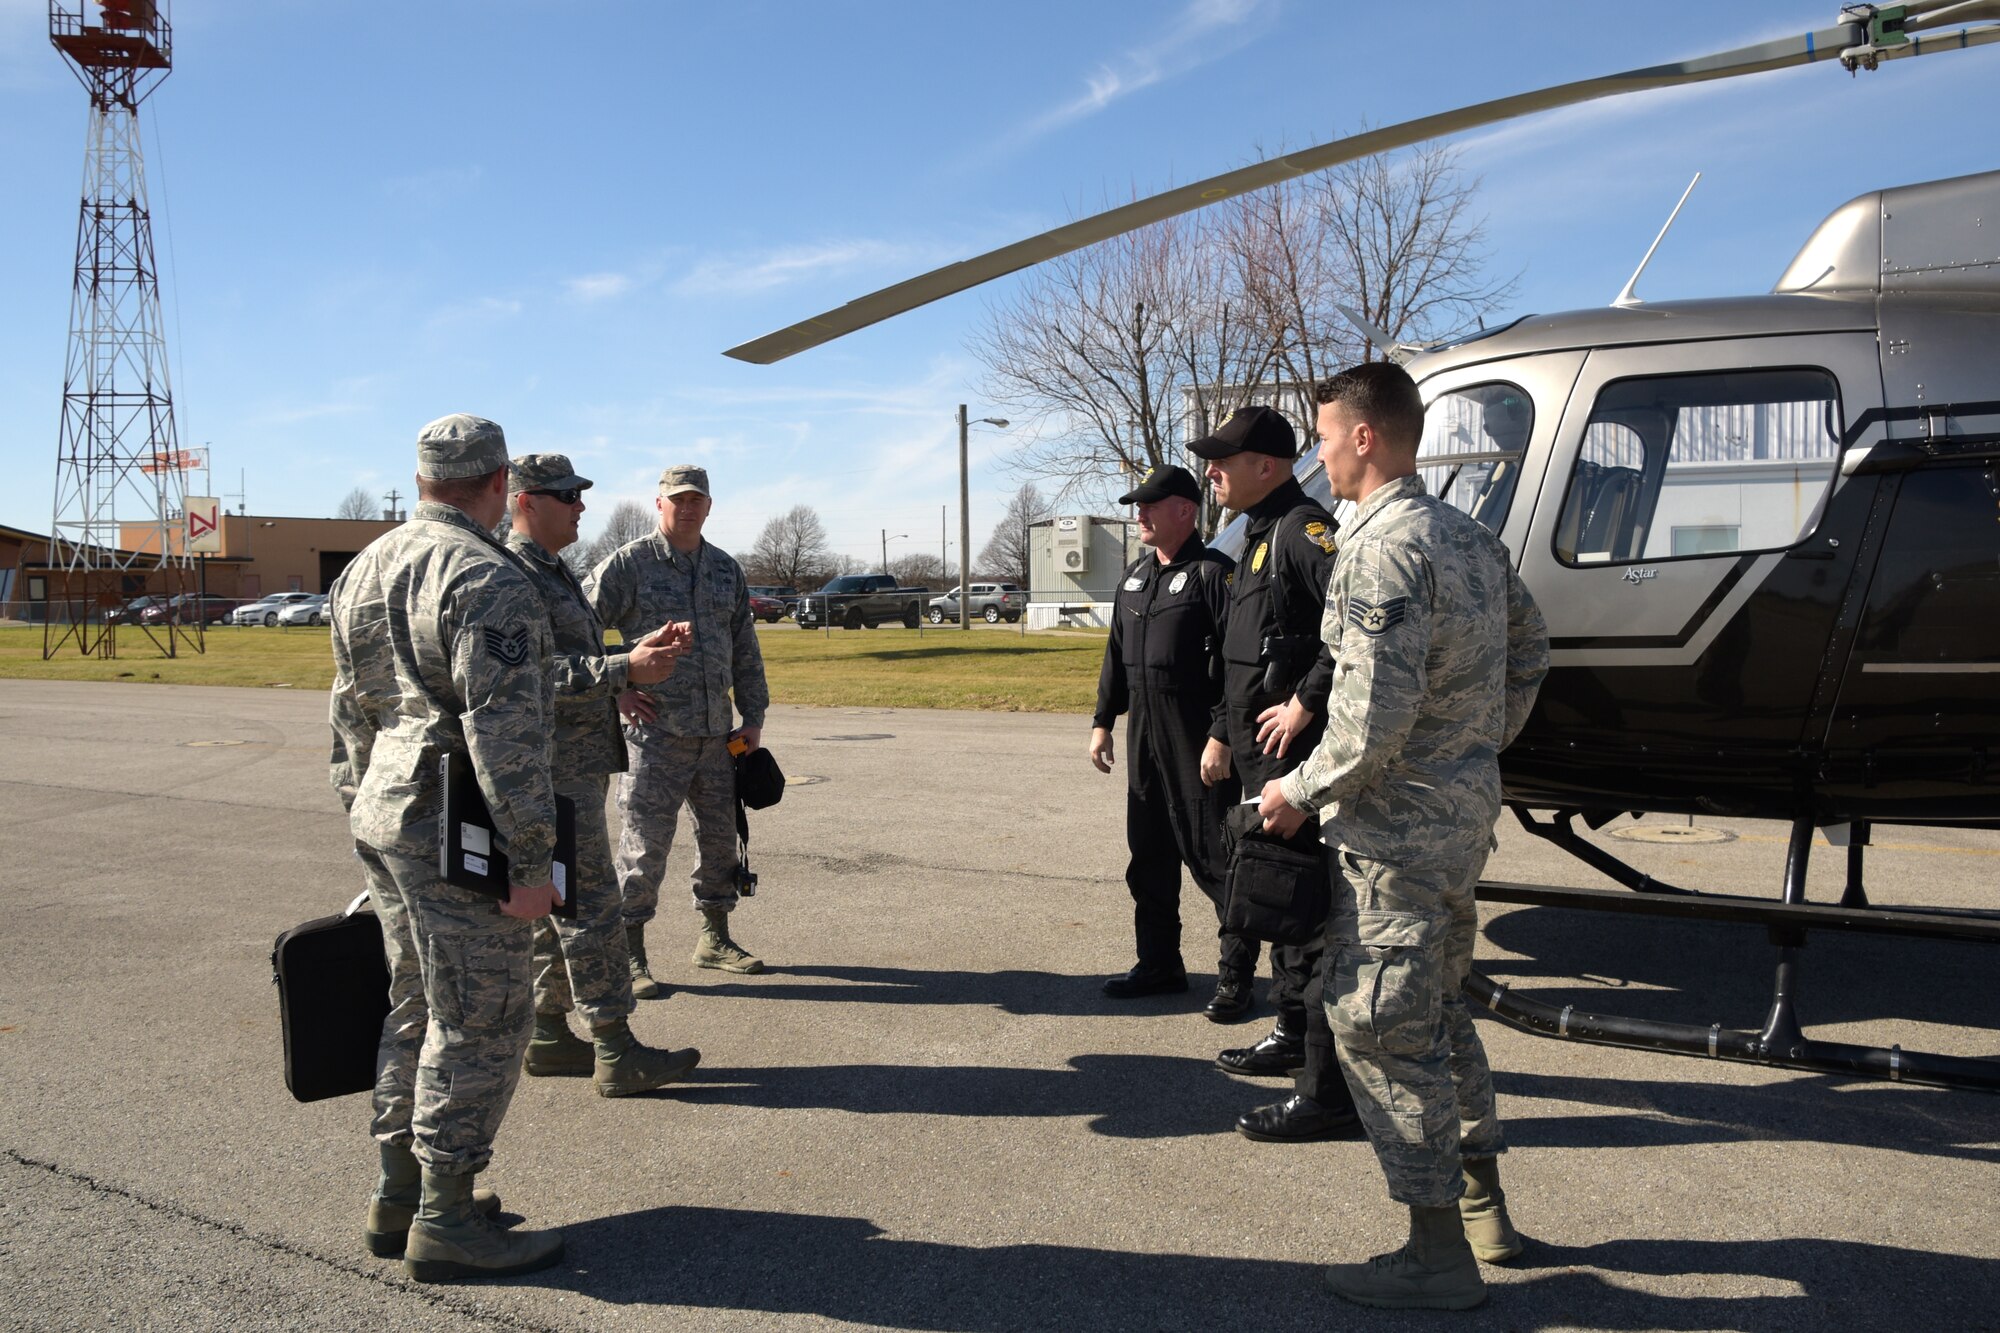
[726,13,2000,365]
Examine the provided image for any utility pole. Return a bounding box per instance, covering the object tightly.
[957,404,971,630]
[382,488,405,522]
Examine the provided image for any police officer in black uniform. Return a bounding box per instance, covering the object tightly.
[1190,406,1361,1141]
[1089,465,1238,998]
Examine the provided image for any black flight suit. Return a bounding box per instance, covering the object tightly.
[1212,477,1354,1111]
[1093,533,1238,974]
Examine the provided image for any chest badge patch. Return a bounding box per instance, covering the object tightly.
[1304,521,1336,554]
[1168,571,1189,594]
[1250,541,1269,574]
[1123,576,1145,592]
[1347,596,1409,637]
[483,625,534,666]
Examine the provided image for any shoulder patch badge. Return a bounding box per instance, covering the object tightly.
[1303,520,1336,554]
[1250,541,1269,574]
[1123,576,1145,592]
[483,625,533,666]
[1168,570,1189,594]
[1347,596,1409,637]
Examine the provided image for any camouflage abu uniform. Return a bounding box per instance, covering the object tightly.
[587,478,769,927]
[1278,473,1548,1207]
[502,462,636,1029]
[328,417,557,1179]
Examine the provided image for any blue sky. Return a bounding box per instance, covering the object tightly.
[3,1,1998,563]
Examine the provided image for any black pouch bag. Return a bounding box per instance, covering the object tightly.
[271,891,390,1103]
[1221,804,1331,946]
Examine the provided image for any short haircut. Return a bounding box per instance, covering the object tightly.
[417,467,503,508]
[1314,361,1425,452]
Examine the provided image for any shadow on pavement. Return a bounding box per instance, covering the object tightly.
[670,1053,1275,1139]
[671,964,1225,1019]
[533,1207,1999,1331]
[1479,905,2000,1034]
[1493,1067,2000,1164]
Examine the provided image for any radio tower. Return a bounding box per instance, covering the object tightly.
[44,1,198,659]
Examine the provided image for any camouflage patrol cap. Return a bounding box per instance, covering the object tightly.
[416,414,509,480]
[659,464,711,498]
[508,452,594,495]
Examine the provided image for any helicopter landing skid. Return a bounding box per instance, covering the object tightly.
[1470,813,2000,1092]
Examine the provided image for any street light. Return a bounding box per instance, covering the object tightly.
[957,404,1009,630]
[880,529,908,574]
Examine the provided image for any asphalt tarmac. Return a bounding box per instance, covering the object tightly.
[2,678,1996,1332]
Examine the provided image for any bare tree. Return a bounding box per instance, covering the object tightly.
[973,201,1283,508]
[973,143,1512,499]
[568,499,656,575]
[1316,140,1515,379]
[333,487,378,521]
[746,505,835,589]
[887,552,950,590]
[978,482,1056,588]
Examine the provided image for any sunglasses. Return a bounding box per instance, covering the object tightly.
[529,487,584,505]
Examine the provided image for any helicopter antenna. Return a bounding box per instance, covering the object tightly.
[1336,304,1397,359]
[1612,172,1702,308]
[1334,304,1442,365]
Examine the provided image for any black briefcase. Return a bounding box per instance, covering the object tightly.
[271,891,389,1103]
[1221,805,1331,946]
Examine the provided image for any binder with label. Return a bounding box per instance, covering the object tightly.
[440,752,578,918]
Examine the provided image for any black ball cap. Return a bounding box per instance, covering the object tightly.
[1187,405,1298,460]
[1118,464,1202,506]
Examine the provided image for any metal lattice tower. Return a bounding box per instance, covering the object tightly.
[44,1,197,659]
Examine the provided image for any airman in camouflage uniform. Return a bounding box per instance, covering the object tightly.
[501,453,702,1097]
[588,463,771,985]
[1259,364,1548,1312]
[327,413,566,1282]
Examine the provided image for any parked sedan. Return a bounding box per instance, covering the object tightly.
[276,594,330,626]
[140,593,235,626]
[106,595,167,625]
[233,592,317,626]
[747,585,801,612]
[748,594,787,624]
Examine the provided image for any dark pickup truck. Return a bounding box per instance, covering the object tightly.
[795,574,930,629]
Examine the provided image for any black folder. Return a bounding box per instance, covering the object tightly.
[439,752,579,918]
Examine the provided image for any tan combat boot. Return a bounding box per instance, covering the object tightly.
[1459,1156,1524,1263]
[591,1018,701,1098]
[626,924,666,1000]
[693,907,763,974]
[362,1142,501,1258]
[523,1011,594,1077]
[404,1170,563,1283]
[1323,1203,1487,1311]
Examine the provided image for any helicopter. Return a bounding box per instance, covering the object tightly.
[724,4,2000,1093]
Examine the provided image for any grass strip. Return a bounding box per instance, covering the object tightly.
[0,624,1108,713]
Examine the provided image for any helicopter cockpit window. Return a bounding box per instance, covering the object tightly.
[1417,382,1531,534]
[1555,368,1842,566]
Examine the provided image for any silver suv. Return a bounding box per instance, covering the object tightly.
[927,582,1026,624]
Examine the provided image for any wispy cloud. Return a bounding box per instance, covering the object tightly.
[674,238,967,297]
[424,295,522,330]
[381,165,484,213]
[243,375,387,429]
[1000,0,1279,149]
[564,272,633,303]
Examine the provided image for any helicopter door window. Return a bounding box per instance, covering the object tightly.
[1417,381,1532,534]
[1555,368,1841,566]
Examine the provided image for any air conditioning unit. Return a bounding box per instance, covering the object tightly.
[1052,515,1089,574]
